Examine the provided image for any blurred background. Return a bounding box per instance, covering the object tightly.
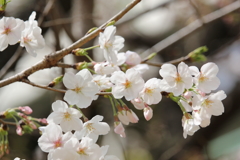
[1,0,240,159]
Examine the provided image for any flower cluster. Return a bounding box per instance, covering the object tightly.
[3,23,225,159]
[0,11,45,56]
[38,100,117,160]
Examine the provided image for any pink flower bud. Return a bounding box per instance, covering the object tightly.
[18,106,32,115]
[16,126,23,136]
[144,106,153,121]
[29,122,37,129]
[38,118,48,124]
[183,91,192,99]
[198,90,206,97]
[126,110,139,123]
[131,98,145,110]
[114,122,126,138]
[117,111,129,125]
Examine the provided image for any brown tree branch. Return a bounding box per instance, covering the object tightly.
[0,0,142,88]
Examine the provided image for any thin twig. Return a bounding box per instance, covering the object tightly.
[21,78,112,96]
[0,119,17,126]
[143,0,240,55]
[0,0,142,88]
[189,0,205,24]
[142,54,191,67]
[21,78,67,93]
[0,47,23,79]
[38,0,56,25]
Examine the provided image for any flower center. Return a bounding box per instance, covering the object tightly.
[54,139,62,148]
[23,36,32,43]
[77,147,87,155]
[104,40,113,49]
[199,73,208,82]
[123,80,131,89]
[203,99,213,108]
[2,27,11,35]
[144,87,153,95]
[175,73,182,83]
[74,87,82,93]
[64,112,71,121]
[86,123,94,132]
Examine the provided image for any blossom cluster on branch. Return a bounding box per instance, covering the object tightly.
[0,4,226,160]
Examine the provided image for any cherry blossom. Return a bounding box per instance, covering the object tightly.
[74,115,110,142]
[20,11,45,57]
[38,123,73,153]
[182,114,200,139]
[0,17,24,51]
[47,100,83,132]
[63,69,99,108]
[159,62,193,96]
[93,75,112,91]
[140,78,162,105]
[99,25,124,64]
[110,68,144,101]
[125,50,141,66]
[189,62,220,93]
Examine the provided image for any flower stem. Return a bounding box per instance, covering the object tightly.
[84,45,100,51]
[85,54,94,62]
[109,96,117,115]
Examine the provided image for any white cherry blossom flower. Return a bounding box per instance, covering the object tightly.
[93,75,112,91]
[74,115,110,143]
[63,69,99,108]
[131,64,149,74]
[99,25,124,64]
[110,68,144,101]
[140,78,162,105]
[125,50,141,66]
[47,100,83,132]
[195,90,226,116]
[159,62,193,96]
[94,62,120,75]
[0,17,24,51]
[38,123,73,153]
[182,114,200,139]
[20,11,45,57]
[189,62,220,93]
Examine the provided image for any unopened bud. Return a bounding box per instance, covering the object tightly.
[74,62,88,70]
[48,75,63,87]
[144,106,153,121]
[114,122,126,138]
[189,46,208,62]
[38,118,48,125]
[183,91,192,99]
[106,20,115,27]
[131,98,145,110]
[16,126,23,136]
[73,48,88,56]
[86,27,98,35]
[18,106,32,115]
[126,110,139,123]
